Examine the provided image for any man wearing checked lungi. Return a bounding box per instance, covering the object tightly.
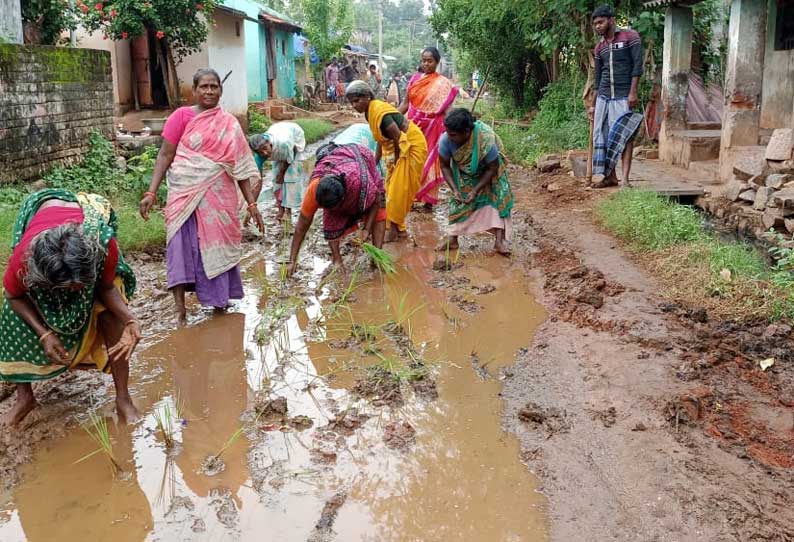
[588,5,644,188]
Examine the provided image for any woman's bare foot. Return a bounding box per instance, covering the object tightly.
[176,311,188,328]
[435,237,459,251]
[495,240,512,256]
[384,229,401,243]
[0,385,37,426]
[116,395,140,423]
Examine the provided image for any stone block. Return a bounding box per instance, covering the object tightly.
[738,189,756,203]
[754,187,775,210]
[767,173,794,189]
[771,188,794,210]
[765,129,794,161]
[724,180,750,201]
[763,208,787,230]
[749,174,767,186]
[537,156,561,172]
[733,151,766,180]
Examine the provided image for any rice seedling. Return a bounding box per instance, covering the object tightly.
[384,292,426,338]
[255,300,293,345]
[280,260,288,284]
[360,242,396,274]
[323,268,361,320]
[440,301,461,331]
[372,352,428,383]
[152,394,184,450]
[75,411,123,475]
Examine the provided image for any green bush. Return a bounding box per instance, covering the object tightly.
[488,76,590,165]
[596,189,704,250]
[248,106,273,134]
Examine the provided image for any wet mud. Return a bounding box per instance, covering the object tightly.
[0,194,548,541]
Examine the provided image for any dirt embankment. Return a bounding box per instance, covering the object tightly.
[504,166,794,541]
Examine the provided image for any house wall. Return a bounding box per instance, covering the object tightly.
[176,44,210,104]
[760,0,794,129]
[206,11,248,120]
[245,20,267,101]
[75,30,133,114]
[0,45,114,183]
[0,0,23,43]
[273,28,296,98]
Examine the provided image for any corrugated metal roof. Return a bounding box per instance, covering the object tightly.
[259,6,301,32]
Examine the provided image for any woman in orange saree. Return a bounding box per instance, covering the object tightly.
[400,47,459,208]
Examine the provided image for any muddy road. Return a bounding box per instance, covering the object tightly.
[2,162,794,541]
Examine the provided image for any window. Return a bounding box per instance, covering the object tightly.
[235,21,241,37]
[775,0,794,51]
[281,40,286,56]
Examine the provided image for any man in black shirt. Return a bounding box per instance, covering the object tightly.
[588,5,644,188]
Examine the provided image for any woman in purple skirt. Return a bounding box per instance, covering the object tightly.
[139,68,264,325]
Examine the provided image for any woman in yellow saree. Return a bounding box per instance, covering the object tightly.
[346,80,428,242]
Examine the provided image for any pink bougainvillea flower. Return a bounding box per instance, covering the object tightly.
[79,4,89,12]
[110,9,117,17]
[196,3,203,10]
[102,35,108,40]
[156,31,165,39]
[95,2,103,10]
[121,31,128,39]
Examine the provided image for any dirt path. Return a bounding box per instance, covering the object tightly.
[505,166,794,541]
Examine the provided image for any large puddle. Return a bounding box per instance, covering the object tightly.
[0,208,548,541]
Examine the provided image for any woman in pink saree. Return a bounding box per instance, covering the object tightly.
[139,68,264,325]
[399,46,459,209]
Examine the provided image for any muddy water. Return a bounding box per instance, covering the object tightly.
[0,212,548,541]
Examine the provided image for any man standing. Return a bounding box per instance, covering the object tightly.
[325,57,340,102]
[588,5,644,188]
[340,58,359,84]
[366,63,383,98]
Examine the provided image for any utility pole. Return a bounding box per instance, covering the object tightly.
[408,21,414,58]
[377,0,384,75]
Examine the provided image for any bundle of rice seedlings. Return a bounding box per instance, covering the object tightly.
[75,411,122,475]
[153,395,183,450]
[361,242,396,274]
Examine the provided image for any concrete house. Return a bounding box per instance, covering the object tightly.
[649,0,794,183]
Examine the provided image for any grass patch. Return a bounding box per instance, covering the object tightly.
[596,189,794,321]
[494,125,535,166]
[0,206,16,278]
[293,118,335,144]
[115,206,166,253]
[595,189,704,250]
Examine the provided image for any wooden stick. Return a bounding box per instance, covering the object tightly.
[470,66,491,114]
[586,114,594,184]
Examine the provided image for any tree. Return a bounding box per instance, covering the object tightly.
[21,0,78,45]
[431,0,545,109]
[296,0,353,64]
[79,0,217,108]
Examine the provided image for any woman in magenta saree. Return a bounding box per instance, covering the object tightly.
[400,47,459,207]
